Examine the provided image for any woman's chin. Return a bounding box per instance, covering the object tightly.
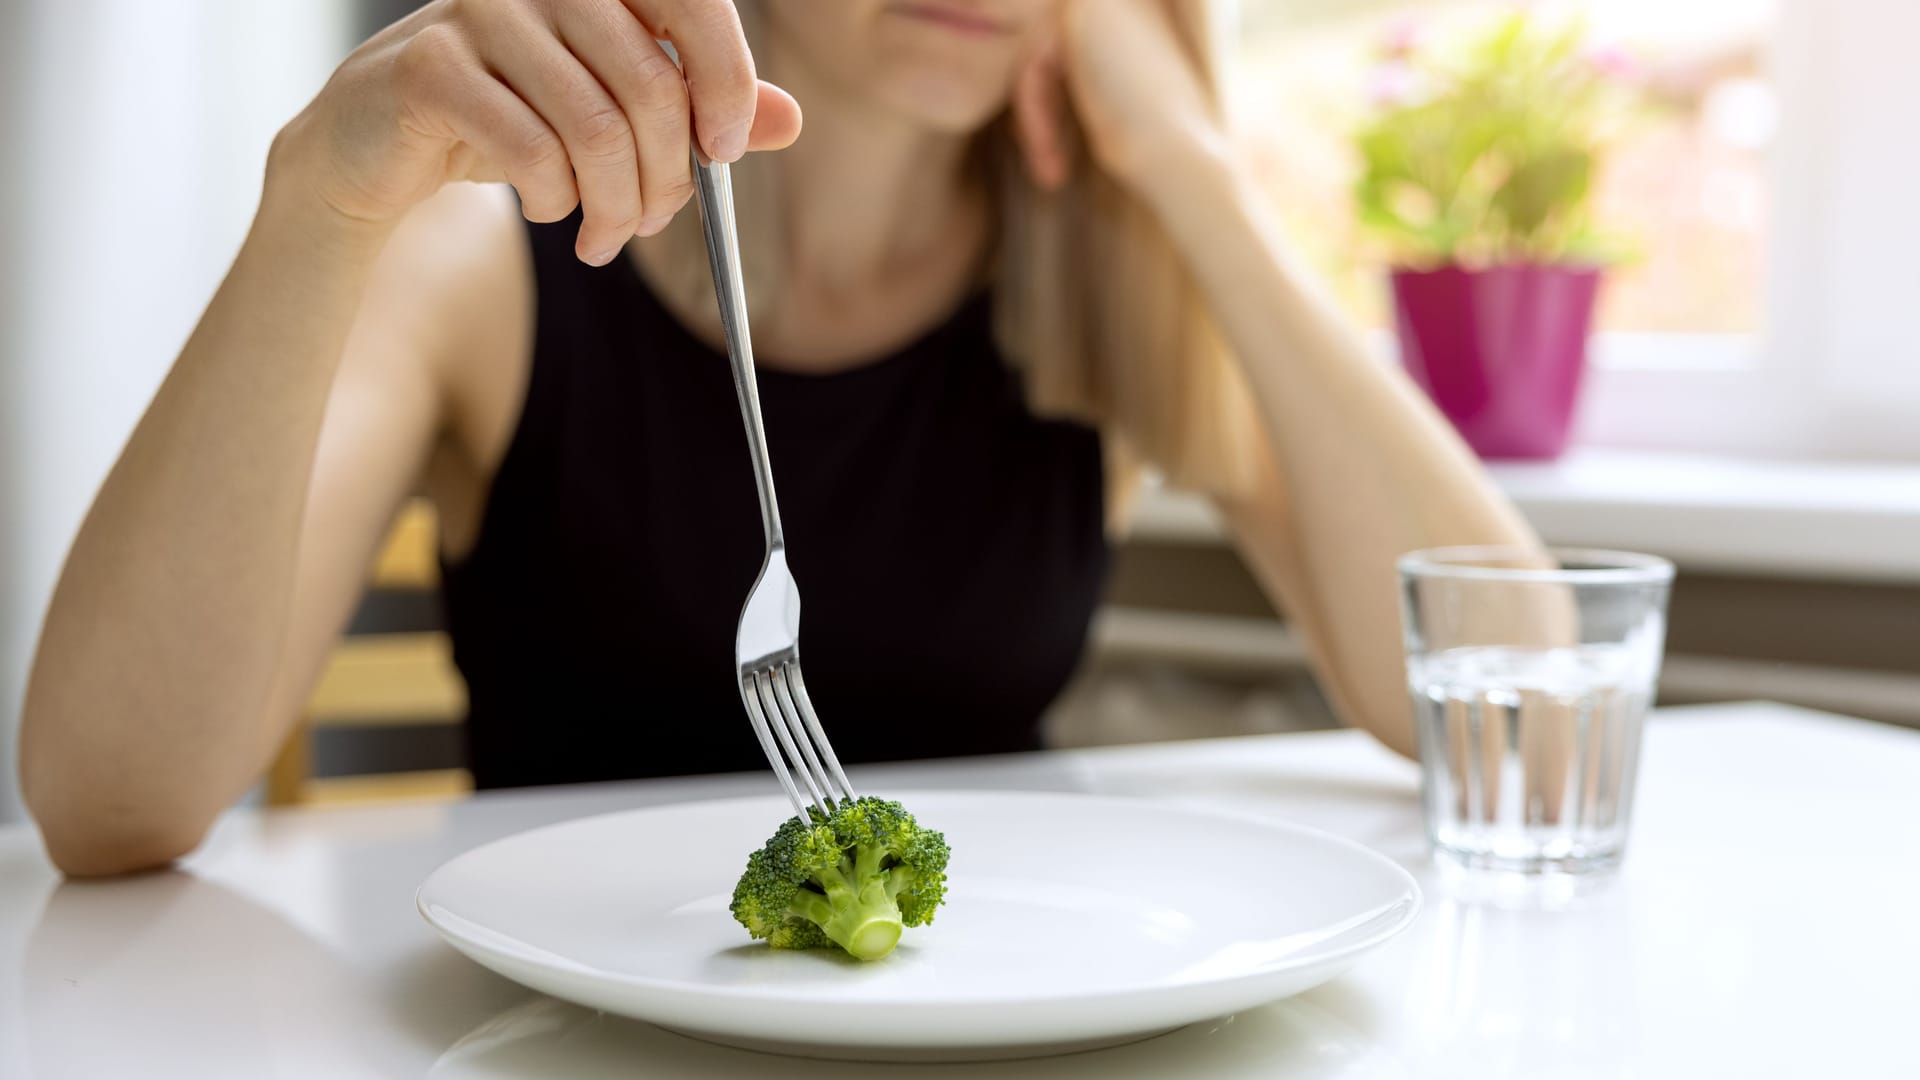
[879,76,1009,134]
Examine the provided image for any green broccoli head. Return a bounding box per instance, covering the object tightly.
[730,796,950,961]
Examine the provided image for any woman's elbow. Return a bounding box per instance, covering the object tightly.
[29,801,207,878]
[1358,711,1418,761]
[1324,677,1419,761]
[21,738,210,877]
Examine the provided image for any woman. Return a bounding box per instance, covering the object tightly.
[21,0,1533,875]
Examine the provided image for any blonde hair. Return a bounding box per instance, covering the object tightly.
[651,1,1259,518]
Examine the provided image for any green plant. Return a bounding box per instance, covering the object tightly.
[1353,10,1633,267]
[730,796,950,961]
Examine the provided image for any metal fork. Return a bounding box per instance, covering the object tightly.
[691,156,856,823]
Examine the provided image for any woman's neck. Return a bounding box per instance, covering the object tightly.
[762,30,984,298]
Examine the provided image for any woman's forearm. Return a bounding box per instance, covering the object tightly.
[20,167,391,874]
[1139,144,1538,748]
[1150,148,1530,537]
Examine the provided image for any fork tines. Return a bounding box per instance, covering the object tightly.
[740,660,856,822]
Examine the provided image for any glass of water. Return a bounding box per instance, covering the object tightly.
[1398,547,1674,875]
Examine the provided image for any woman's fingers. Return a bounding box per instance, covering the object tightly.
[390,24,579,223]
[1012,38,1071,191]
[386,0,802,265]
[556,3,693,237]
[746,81,804,152]
[621,0,759,162]
[483,5,644,264]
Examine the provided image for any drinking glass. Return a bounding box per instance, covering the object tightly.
[1398,547,1674,875]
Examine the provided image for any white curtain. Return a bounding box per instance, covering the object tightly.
[0,3,352,823]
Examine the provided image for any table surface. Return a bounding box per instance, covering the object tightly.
[3,701,1917,1079]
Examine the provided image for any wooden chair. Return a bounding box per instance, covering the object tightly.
[265,499,472,806]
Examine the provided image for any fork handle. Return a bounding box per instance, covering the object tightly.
[692,156,784,551]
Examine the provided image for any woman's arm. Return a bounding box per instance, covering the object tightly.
[1046,1,1538,755]
[19,179,434,874]
[17,180,549,877]
[22,0,792,875]
[1154,153,1536,757]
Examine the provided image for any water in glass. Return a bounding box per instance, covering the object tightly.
[1411,643,1651,874]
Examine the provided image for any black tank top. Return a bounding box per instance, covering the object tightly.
[439,217,1110,788]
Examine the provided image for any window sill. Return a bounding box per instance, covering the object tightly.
[1130,449,1920,584]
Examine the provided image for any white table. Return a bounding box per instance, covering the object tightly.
[3,702,1916,1078]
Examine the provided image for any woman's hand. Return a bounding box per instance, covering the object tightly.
[1012,0,1225,198]
[274,0,804,265]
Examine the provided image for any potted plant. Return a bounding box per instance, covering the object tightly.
[1355,12,1632,459]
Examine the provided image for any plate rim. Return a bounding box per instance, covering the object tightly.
[416,790,1422,1008]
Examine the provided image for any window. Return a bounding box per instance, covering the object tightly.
[1232,0,1775,335]
[1227,0,1920,460]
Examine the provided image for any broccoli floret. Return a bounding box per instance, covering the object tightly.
[730,796,950,962]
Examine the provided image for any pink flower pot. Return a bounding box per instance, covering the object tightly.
[1390,263,1602,460]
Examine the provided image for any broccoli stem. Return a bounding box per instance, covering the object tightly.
[854,841,888,882]
[884,864,916,900]
[826,877,904,961]
[839,913,902,961]
[788,852,907,961]
[812,862,855,904]
[787,889,835,928]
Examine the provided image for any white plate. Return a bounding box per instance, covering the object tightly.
[417,791,1419,1062]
